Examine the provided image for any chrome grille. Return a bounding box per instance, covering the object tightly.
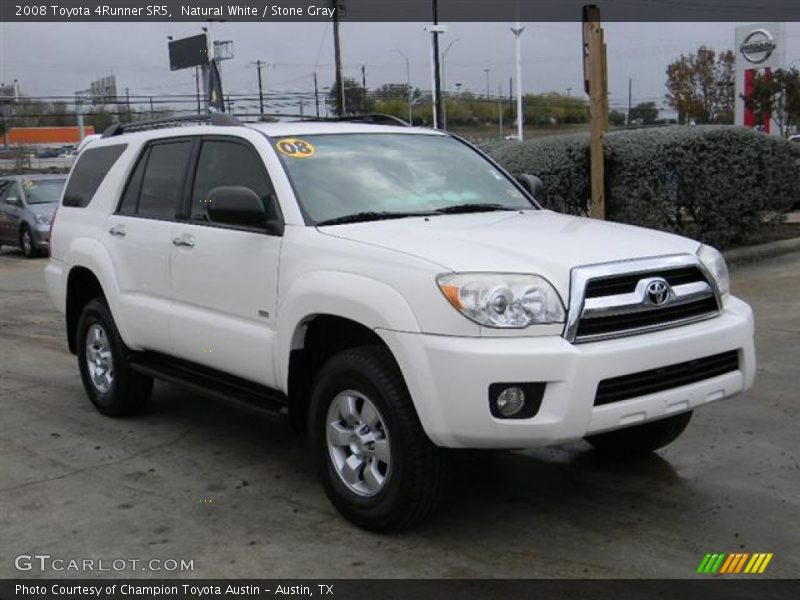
[564,255,721,343]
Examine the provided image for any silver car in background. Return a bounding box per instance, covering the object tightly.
[0,174,67,258]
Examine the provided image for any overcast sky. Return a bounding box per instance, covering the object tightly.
[2,21,800,116]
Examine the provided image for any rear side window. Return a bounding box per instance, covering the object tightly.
[62,144,127,207]
[136,141,193,220]
[117,148,149,215]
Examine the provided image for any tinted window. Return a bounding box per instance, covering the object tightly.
[138,141,192,220]
[3,182,22,204]
[117,148,149,215]
[63,144,127,207]
[191,140,277,223]
[0,180,11,201]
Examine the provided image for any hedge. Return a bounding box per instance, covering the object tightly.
[484,126,800,249]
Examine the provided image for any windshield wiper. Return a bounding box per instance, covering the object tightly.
[433,203,520,214]
[316,211,435,226]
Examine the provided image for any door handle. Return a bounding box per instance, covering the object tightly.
[108,225,126,238]
[172,236,195,248]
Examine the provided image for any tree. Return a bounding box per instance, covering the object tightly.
[608,109,626,126]
[665,47,735,124]
[327,77,372,116]
[629,101,659,125]
[742,67,800,137]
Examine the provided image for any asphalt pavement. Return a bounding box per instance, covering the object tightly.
[0,246,798,578]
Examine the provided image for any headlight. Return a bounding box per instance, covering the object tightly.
[697,245,730,298]
[33,213,52,226]
[437,273,566,328]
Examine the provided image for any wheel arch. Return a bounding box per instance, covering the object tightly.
[66,266,107,354]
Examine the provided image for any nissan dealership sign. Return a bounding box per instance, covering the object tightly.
[739,28,777,65]
[734,23,785,133]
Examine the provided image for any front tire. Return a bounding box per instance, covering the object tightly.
[310,345,450,532]
[76,298,153,417]
[20,225,36,258]
[585,411,693,456]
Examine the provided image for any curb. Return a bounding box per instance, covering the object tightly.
[725,237,800,265]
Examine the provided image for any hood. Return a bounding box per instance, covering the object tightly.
[319,210,701,297]
[28,202,58,216]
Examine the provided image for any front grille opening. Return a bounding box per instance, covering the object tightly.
[584,266,707,299]
[594,350,739,406]
[576,296,719,339]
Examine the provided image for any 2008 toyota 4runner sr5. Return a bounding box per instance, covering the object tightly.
[46,116,755,531]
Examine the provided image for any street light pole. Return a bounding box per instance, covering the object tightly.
[441,38,459,130]
[394,49,413,124]
[511,22,525,141]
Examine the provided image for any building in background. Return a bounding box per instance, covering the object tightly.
[2,126,96,146]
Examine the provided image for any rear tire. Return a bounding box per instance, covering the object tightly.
[20,225,36,258]
[76,298,152,417]
[585,411,693,456]
[309,345,451,532]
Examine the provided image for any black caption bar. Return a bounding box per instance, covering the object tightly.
[1,580,800,600]
[2,0,800,22]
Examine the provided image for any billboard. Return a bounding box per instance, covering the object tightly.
[169,34,209,71]
[89,75,117,105]
[0,84,17,104]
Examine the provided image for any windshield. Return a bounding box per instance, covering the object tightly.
[23,178,66,204]
[272,133,534,224]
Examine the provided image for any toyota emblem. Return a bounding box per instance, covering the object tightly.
[645,279,672,306]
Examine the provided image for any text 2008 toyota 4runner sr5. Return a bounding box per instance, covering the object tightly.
[46,115,755,531]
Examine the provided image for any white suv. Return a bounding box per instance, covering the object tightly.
[46,115,756,531]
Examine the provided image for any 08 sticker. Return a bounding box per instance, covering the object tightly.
[276,138,316,158]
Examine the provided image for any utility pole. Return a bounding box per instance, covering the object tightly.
[511,23,525,141]
[582,5,608,219]
[256,60,265,115]
[332,0,345,117]
[484,68,491,99]
[361,64,367,114]
[314,71,320,117]
[627,77,632,126]
[149,96,154,118]
[426,0,445,129]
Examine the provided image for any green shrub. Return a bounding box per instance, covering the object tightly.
[484,126,800,248]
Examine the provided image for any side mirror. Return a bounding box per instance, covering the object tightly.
[6,196,22,207]
[517,174,544,199]
[206,186,283,234]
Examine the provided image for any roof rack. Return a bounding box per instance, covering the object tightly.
[259,113,412,127]
[101,113,243,138]
[336,114,412,126]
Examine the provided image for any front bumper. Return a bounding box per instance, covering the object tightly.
[379,296,755,449]
[32,225,50,249]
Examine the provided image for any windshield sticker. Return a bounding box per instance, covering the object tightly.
[276,138,316,159]
[22,179,34,189]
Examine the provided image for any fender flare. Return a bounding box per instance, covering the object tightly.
[64,238,139,350]
[276,270,420,390]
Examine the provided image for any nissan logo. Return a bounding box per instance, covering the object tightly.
[740,29,776,65]
[645,279,672,306]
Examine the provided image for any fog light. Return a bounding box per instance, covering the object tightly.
[495,386,526,417]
